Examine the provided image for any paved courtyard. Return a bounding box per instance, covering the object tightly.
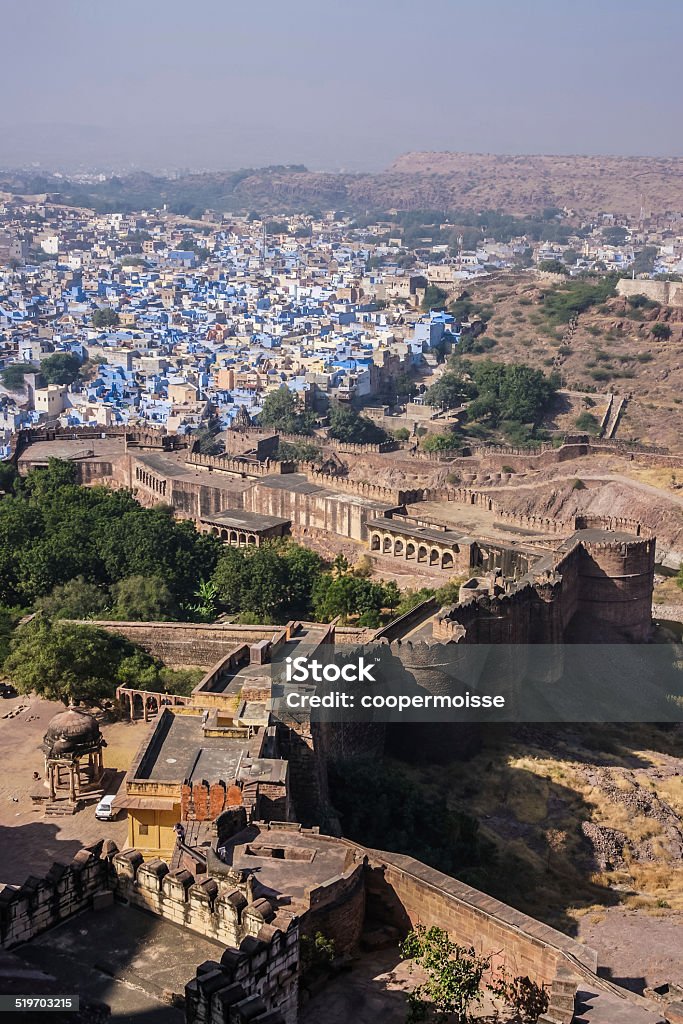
[0,695,144,886]
[19,902,226,1024]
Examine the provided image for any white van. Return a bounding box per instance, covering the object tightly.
[95,795,118,821]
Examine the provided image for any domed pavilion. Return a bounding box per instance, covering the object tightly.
[41,704,105,803]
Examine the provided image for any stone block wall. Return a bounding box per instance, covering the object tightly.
[0,841,114,948]
[111,848,291,950]
[186,926,299,1024]
[363,849,597,987]
[85,620,281,668]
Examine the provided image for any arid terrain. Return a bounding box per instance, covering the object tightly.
[399,717,683,995]
[448,273,683,449]
[388,152,683,217]
[7,151,683,217]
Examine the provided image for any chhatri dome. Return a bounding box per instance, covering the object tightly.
[42,704,103,759]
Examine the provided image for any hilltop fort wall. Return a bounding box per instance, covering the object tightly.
[617,277,683,308]
[6,830,666,1024]
[13,425,656,644]
[433,533,655,644]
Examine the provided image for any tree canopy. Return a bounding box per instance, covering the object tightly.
[424,371,473,410]
[0,459,220,610]
[40,352,82,385]
[5,617,201,704]
[1,363,37,389]
[258,387,314,434]
[91,307,120,329]
[466,360,557,429]
[212,542,324,622]
[327,404,389,445]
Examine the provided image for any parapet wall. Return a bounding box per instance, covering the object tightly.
[186,451,295,476]
[0,840,114,948]
[186,929,299,1024]
[616,277,683,308]
[364,848,597,986]
[82,619,286,668]
[112,847,292,948]
[303,468,422,505]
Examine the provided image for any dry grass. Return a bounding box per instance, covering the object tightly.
[407,725,683,931]
[460,273,683,448]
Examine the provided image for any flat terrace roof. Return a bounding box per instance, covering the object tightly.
[406,499,561,549]
[199,509,290,531]
[17,436,126,463]
[135,711,251,783]
[367,516,469,548]
[225,825,354,901]
[205,624,332,694]
[256,473,390,508]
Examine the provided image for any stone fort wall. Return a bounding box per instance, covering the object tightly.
[433,532,655,644]
[5,831,659,1024]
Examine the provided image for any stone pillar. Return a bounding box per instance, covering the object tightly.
[48,764,56,801]
[69,765,76,803]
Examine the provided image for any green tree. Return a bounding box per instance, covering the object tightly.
[1,363,37,389]
[110,574,178,621]
[537,259,568,275]
[211,545,314,622]
[4,618,148,705]
[421,285,449,311]
[400,926,492,1024]
[383,580,401,612]
[280,543,324,618]
[422,433,462,453]
[424,372,473,410]
[327,404,389,444]
[259,387,314,434]
[574,412,600,435]
[38,576,109,620]
[91,307,120,329]
[651,322,672,340]
[602,225,629,246]
[40,352,82,385]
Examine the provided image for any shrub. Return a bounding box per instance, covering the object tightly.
[573,413,602,434]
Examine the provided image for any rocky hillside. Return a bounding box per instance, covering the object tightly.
[455,273,683,449]
[8,151,683,217]
[388,152,683,217]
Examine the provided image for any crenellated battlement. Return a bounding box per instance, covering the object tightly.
[186,450,296,477]
[0,839,117,948]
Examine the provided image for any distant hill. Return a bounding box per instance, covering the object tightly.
[386,152,683,217]
[3,151,683,217]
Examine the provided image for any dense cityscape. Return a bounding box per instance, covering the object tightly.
[1,4,683,1024]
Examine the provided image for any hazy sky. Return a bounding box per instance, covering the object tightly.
[1,0,681,173]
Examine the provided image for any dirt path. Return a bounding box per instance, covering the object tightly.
[577,908,683,993]
[484,473,683,509]
[0,696,141,885]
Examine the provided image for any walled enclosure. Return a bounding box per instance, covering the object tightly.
[2,827,667,1024]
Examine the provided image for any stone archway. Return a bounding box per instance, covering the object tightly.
[417,545,428,563]
[406,542,416,560]
[442,551,454,569]
[382,536,393,554]
[371,533,381,551]
[394,539,404,557]
[429,548,440,566]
